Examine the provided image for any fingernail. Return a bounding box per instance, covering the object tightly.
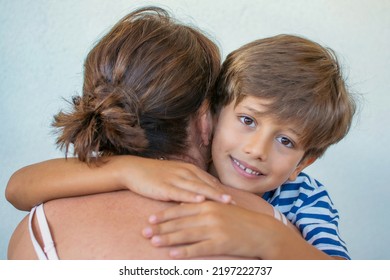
[195,195,205,202]
[169,249,182,258]
[221,194,231,203]
[151,236,161,245]
[142,227,153,238]
[149,215,157,224]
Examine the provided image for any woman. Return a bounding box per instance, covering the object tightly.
[7,6,277,260]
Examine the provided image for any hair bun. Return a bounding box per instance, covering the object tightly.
[53,84,148,162]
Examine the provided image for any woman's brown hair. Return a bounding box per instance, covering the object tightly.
[53,7,221,163]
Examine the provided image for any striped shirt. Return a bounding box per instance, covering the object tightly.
[262,172,350,259]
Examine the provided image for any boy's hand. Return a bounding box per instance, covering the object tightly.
[141,201,269,259]
[117,157,232,204]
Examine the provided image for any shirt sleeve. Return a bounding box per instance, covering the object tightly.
[266,173,351,260]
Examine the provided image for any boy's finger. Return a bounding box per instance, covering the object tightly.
[150,227,209,247]
[169,241,216,259]
[162,186,205,203]
[148,203,201,224]
[145,213,207,238]
[174,179,232,204]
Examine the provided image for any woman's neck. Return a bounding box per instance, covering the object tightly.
[208,162,218,178]
[168,152,207,171]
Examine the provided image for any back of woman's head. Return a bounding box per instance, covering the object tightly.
[54,6,221,163]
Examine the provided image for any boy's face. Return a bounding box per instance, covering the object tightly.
[211,96,314,195]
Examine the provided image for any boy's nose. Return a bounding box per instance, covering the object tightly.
[243,133,270,161]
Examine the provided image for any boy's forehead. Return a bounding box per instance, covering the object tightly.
[234,96,273,112]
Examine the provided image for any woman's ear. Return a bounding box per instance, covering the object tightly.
[199,110,212,146]
[197,103,213,146]
[288,156,317,181]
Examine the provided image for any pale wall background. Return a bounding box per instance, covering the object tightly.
[1,0,389,260]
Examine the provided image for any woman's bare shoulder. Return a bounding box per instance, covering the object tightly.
[7,214,37,259]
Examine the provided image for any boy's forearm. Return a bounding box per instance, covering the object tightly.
[260,220,336,260]
[274,237,335,260]
[5,157,126,211]
[234,209,332,259]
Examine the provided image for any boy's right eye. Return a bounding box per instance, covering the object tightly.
[239,116,256,128]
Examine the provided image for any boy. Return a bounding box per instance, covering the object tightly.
[142,34,355,259]
[6,35,355,259]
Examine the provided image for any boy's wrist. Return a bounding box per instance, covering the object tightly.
[109,156,132,191]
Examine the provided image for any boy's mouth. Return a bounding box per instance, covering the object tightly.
[231,157,263,176]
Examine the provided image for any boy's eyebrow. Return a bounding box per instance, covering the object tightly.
[285,127,302,138]
[243,105,302,137]
[242,105,266,116]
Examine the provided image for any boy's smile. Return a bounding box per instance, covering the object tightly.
[231,156,263,177]
[211,96,315,195]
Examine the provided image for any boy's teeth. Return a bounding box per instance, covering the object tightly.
[245,168,253,174]
[233,159,260,176]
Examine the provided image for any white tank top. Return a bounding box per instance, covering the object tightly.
[29,204,59,260]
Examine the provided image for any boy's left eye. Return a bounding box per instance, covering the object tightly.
[239,116,256,128]
[276,136,294,148]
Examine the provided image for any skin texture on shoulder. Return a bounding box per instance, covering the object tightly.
[7,218,37,260]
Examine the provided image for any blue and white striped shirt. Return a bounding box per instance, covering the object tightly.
[262,172,350,259]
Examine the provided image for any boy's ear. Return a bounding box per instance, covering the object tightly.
[288,156,317,181]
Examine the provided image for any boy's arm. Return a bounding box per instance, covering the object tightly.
[6,156,231,211]
[143,202,340,259]
[6,157,126,211]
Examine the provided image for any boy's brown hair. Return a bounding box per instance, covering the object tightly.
[53,7,221,163]
[213,34,356,158]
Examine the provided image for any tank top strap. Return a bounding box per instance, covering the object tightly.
[28,204,59,260]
